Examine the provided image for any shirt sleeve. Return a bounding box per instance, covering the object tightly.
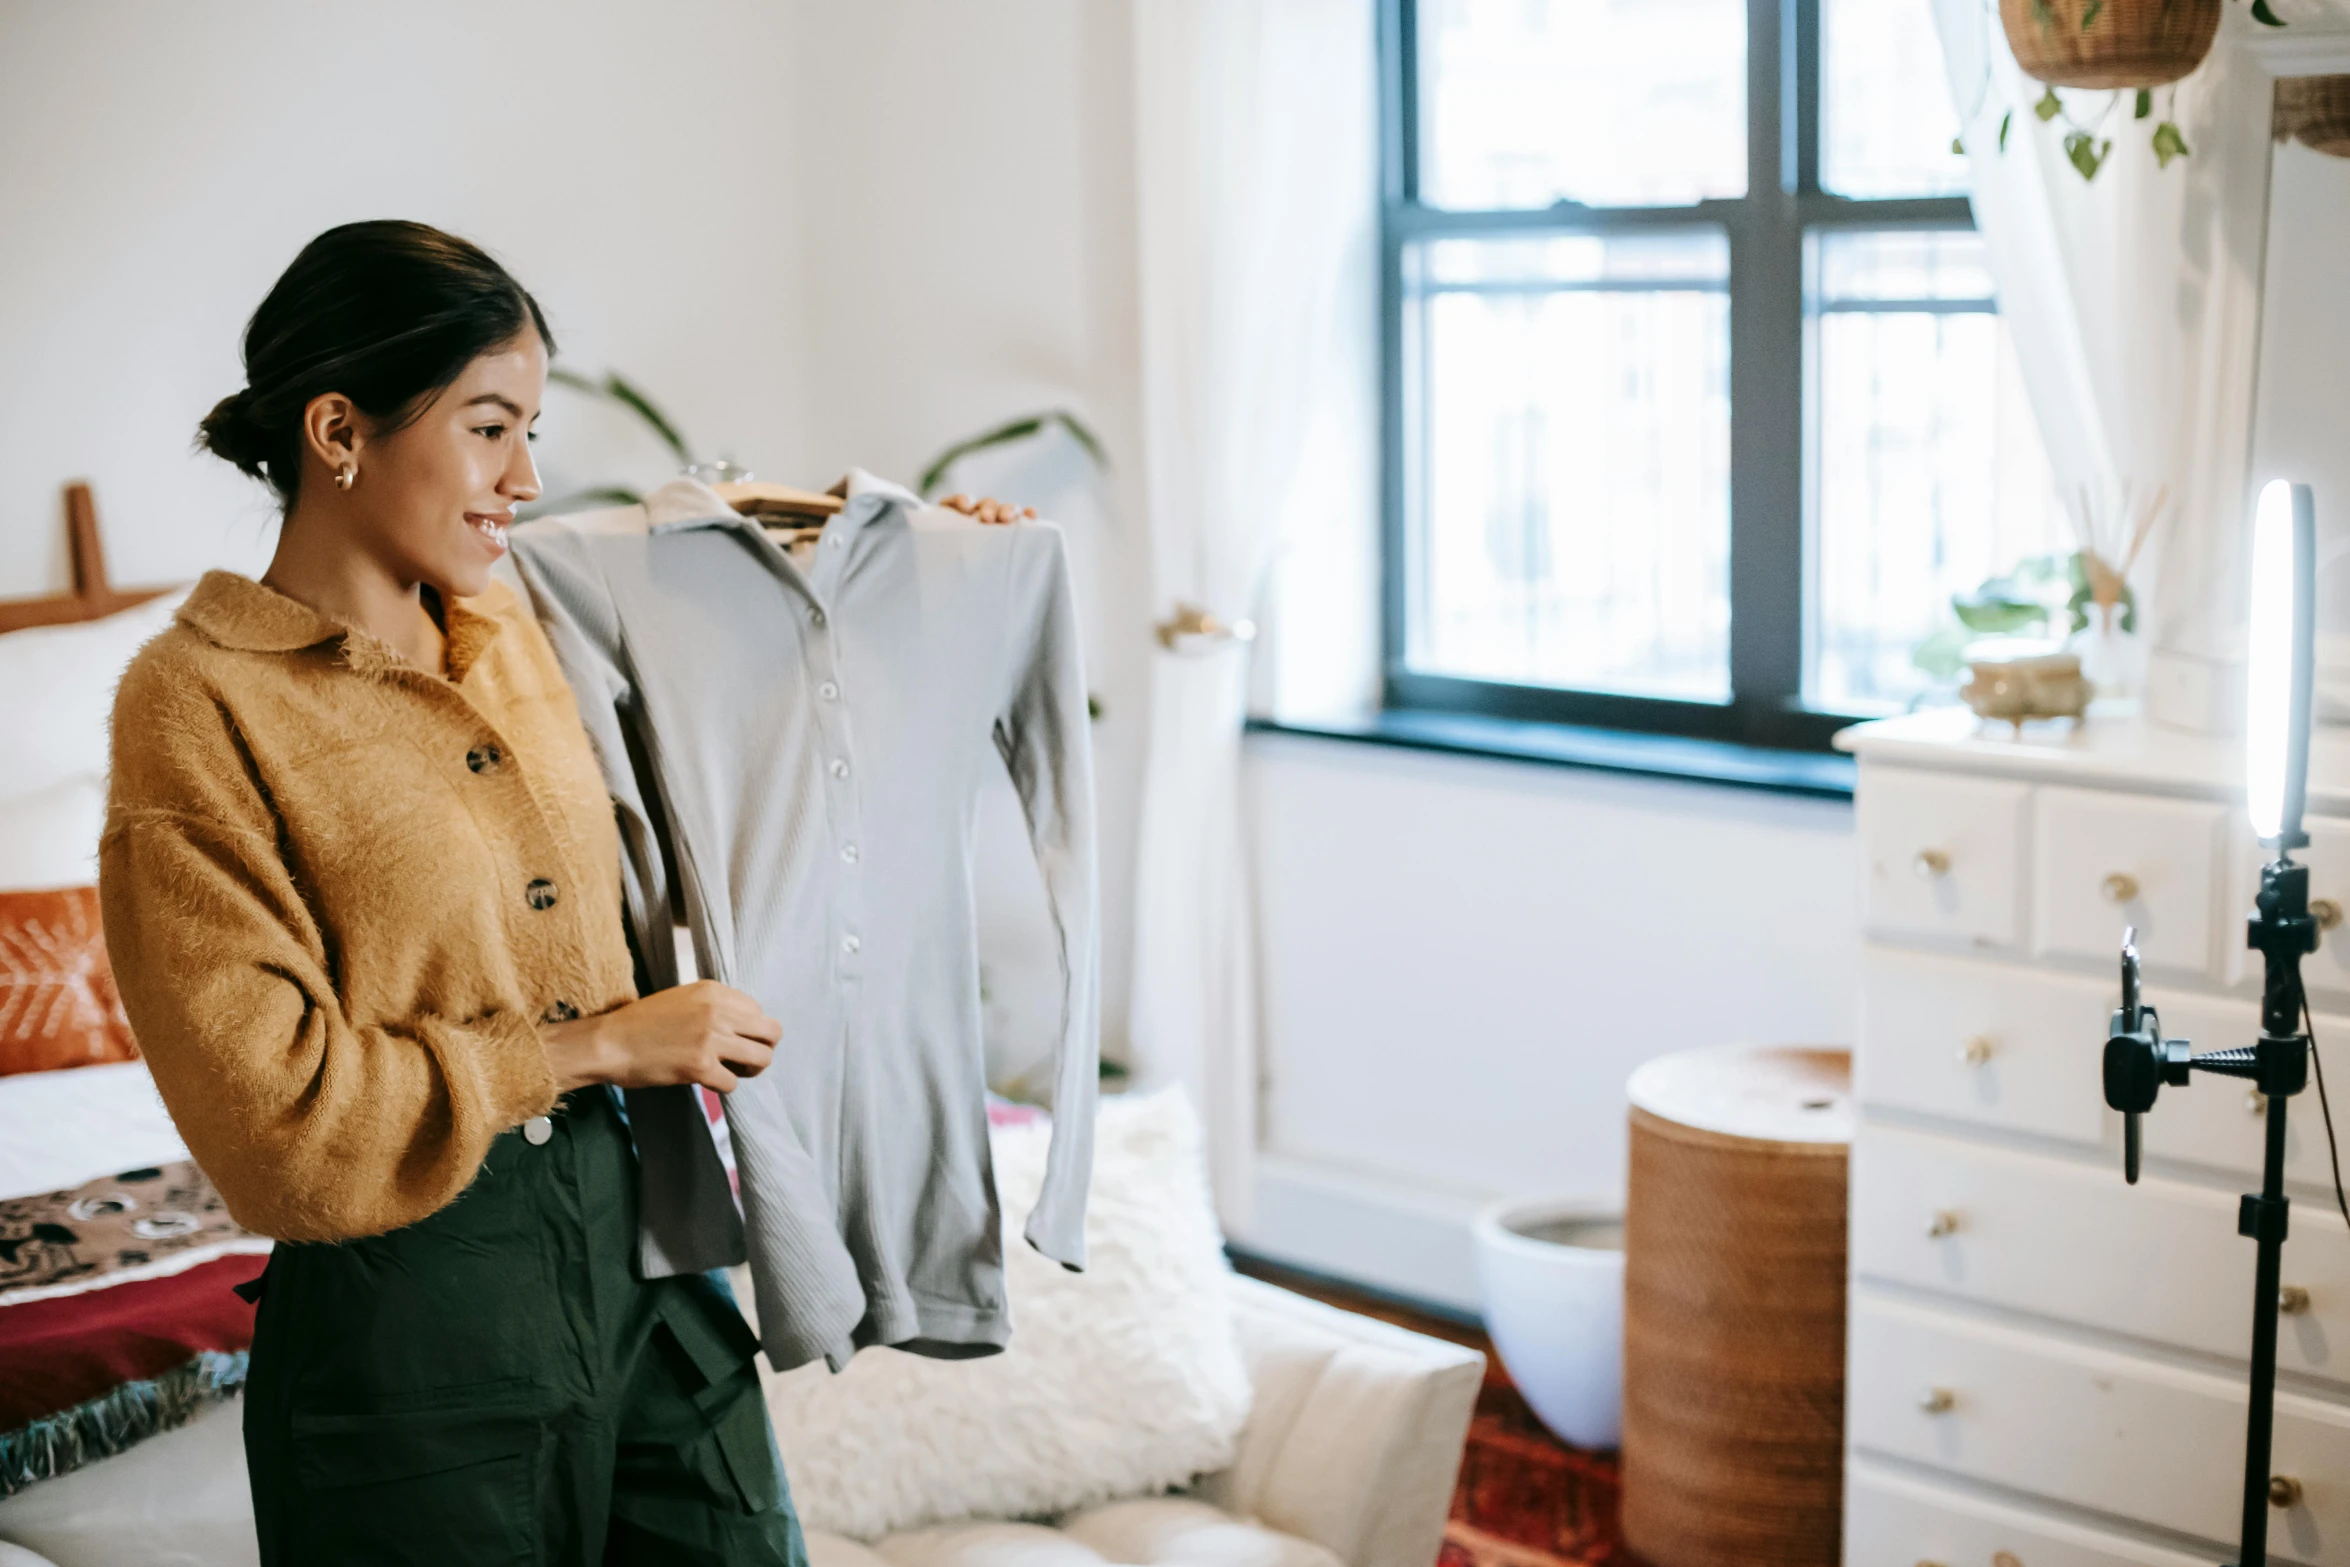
[994,523,1101,1270]
[509,524,678,990]
[97,663,555,1243]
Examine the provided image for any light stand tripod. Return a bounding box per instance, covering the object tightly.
[2101,480,2323,1567]
[2105,868,2316,1564]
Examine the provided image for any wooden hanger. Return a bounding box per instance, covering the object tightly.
[709,481,844,544]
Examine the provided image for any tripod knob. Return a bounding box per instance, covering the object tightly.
[2106,1003,2188,1185]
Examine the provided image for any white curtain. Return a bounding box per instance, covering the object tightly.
[1127,0,1377,1229]
[1932,1,2274,723]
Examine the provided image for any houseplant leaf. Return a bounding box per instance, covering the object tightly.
[2134,89,2152,119]
[917,409,1110,498]
[1999,109,2013,151]
[2250,0,2286,26]
[2151,120,2192,167]
[2035,87,2064,122]
[2063,130,2110,180]
[548,367,696,468]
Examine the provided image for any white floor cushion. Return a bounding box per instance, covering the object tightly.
[766,1090,1252,1541]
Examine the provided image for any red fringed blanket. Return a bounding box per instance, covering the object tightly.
[0,1160,268,1493]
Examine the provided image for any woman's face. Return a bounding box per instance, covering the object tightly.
[343,331,547,600]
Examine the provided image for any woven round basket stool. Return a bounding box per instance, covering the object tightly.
[1619,1045,1852,1567]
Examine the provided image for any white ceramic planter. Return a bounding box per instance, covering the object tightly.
[1472,1197,1624,1450]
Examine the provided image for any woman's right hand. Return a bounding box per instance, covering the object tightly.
[540,981,780,1095]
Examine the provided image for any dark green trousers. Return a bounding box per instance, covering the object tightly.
[243,1089,807,1566]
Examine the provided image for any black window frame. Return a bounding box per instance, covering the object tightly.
[1378,0,1976,753]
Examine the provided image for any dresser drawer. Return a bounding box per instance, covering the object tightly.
[2133,986,2350,1191]
[1860,769,2030,948]
[1849,1296,2350,1562]
[1853,1125,2350,1380]
[2031,786,2225,979]
[1858,951,2108,1146]
[1847,1460,2209,1567]
[2229,816,2350,1004]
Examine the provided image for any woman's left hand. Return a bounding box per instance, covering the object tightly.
[939,494,1036,526]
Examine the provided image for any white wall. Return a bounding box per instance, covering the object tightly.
[0,0,818,591]
[1241,734,1859,1307]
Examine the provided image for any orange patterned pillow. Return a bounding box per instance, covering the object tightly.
[0,886,139,1076]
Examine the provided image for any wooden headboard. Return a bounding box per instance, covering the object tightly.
[0,483,176,633]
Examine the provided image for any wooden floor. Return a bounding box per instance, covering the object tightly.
[1229,1255,1636,1567]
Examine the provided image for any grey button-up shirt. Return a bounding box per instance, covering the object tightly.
[511,473,1098,1372]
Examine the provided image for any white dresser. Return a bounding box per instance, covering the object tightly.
[1839,709,2350,1567]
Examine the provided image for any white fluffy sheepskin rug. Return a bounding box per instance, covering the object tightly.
[763,1089,1254,1540]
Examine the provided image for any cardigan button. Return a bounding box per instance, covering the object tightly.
[466,744,503,774]
[541,999,580,1023]
[526,878,559,910]
[522,1116,553,1146]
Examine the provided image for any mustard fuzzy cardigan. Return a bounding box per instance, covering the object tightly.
[98,569,638,1242]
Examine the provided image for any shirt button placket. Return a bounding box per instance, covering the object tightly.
[807,600,865,983]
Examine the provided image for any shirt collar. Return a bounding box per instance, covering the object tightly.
[175,567,508,680]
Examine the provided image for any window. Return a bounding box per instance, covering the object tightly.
[1382,0,2060,746]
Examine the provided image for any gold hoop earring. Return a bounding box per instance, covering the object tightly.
[335,464,356,492]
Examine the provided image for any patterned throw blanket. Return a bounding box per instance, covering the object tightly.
[0,1160,270,1493]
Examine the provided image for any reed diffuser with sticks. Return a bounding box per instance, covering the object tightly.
[2066,480,2165,701]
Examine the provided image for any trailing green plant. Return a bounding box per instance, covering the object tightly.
[1954,0,2283,180]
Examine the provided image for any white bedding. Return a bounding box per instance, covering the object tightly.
[0,1061,189,1202]
[0,1063,256,1567]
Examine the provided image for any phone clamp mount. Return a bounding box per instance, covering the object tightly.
[2102,853,2318,1567]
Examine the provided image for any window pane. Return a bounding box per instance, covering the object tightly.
[1406,232,1733,702]
[1419,0,1746,210]
[1821,0,1969,198]
[1805,231,2067,713]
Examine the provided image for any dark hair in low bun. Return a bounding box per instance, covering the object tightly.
[196,220,557,506]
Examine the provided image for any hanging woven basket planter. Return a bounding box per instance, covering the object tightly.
[1999,0,2222,89]
[2276,75,2350,157]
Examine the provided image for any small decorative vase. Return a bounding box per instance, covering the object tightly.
[2073,603,2148,706]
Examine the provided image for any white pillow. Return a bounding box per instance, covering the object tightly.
[0,773,105,892]
[765,1090,1252,1540]
[0,588,187,803]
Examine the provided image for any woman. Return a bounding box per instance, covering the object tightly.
[99,220,1020,1564]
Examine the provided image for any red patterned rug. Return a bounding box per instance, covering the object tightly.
[1441,1359,1633,1567]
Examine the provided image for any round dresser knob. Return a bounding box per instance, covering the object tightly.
[2270,1475,2304,1508]
[2313,897,2344,933]
[2248,1088,2269,1117]
[2101,872,2140,904]
[2279,1285,2312,1316]
[1959,1036,1995,1067]
[1919,1386,1956,1414]
[1913,849,1952,880]
[1927,1209,1964,1239]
